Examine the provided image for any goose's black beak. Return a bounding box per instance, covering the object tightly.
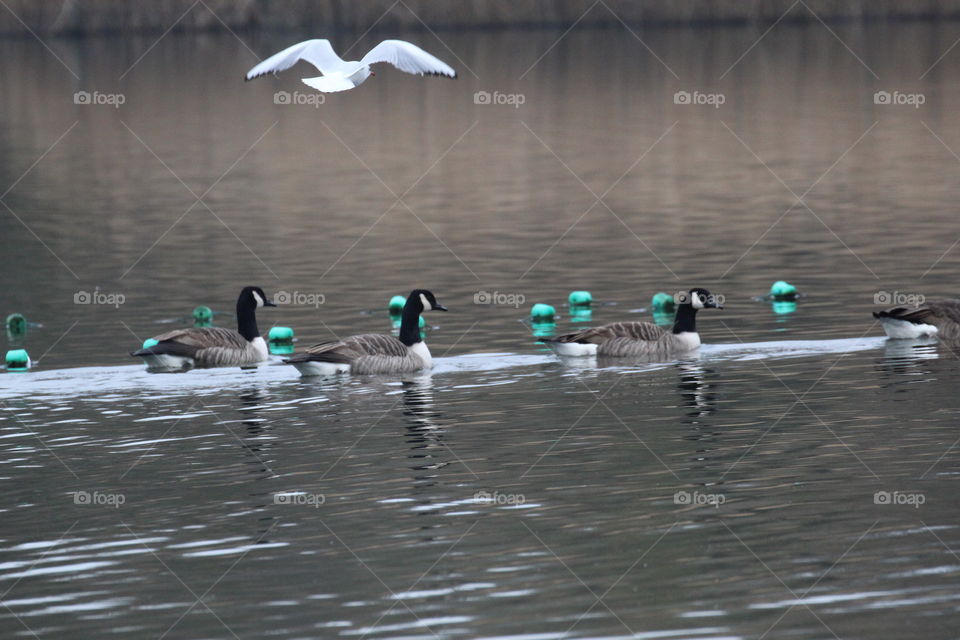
[434,303,448,312]
[708,302,723,310]
[264,300,277,307]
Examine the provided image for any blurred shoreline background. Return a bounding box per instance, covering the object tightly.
[5,0,960,37]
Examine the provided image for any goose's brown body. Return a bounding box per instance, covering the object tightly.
[874,299,960,339]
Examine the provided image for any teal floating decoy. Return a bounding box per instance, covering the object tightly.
[6,313,26,338]
[5,349,30,371]
[268,326,295,355]
[531,303,556,322]
[568,291,592,307]
[769,281,798,301]
[388,295,407,315]
[651,292,675,313]
[268,326,295,342]
[193,305,213,327]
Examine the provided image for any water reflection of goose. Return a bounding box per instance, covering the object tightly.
[878,338,940,382]
[235,388,276,475]
[400,375,450,472]
[676,363,717,421]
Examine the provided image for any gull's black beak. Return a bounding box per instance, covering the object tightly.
[264,300,277,307]
[434,303,448,312]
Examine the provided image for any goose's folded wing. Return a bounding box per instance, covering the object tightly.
[875,300,960,324]
[292,334,408,362]
[360,40,457,77]
[155,328,248,348]
[246,39,345,80]
[133,327,247,357]
[547,322,667,344]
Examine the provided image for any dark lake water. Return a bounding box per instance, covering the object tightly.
[1,19,960,640]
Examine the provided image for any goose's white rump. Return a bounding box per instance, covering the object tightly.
[245,38,457,93]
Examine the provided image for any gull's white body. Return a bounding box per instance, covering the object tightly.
[245,39,456,93]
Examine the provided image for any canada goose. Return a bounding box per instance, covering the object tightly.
[285,289,447,376]
[245,39,456,93]
[131,286,276,370]
[874,299,960,339]
[539,288,723,358]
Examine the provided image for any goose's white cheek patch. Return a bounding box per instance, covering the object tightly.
[691,294,704,310]
[252,291,264,308]
[419,293,432,311]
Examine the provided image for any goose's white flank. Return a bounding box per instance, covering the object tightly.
[245,39,457,93]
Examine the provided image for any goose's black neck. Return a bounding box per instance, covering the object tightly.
[672,305,698,334]
[237,301,260,342]
[398,298,423,346]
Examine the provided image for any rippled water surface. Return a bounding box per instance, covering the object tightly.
[2,20,960,640]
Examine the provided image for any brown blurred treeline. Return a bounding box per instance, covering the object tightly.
[3,0,960,36]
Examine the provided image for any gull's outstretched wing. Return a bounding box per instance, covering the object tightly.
[360,40,457,78]
[245,39,346,80]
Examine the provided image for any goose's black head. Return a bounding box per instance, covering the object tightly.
[239,286,277,310]
[672,288,722,334]
[236,286,275,341]
[406,289,448,314]
[399,289,447,346]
